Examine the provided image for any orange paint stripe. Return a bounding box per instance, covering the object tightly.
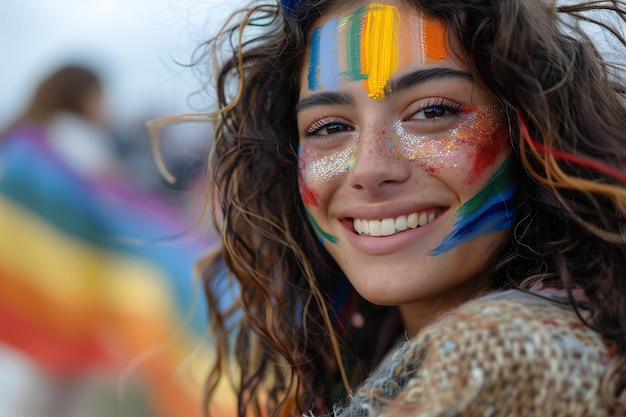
[423,16,448,60]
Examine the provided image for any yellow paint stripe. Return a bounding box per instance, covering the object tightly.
[361,4,398,100]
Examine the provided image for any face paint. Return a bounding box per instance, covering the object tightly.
[431,158,516,255]
[306,209,339,244]
[298,157,339,244]
[307,3,448,99]
[390,104,507,182]
[299,137,359,183]
[361,4,399,99]
[309,16,341,91]
[298,172,320,208]
[419,13,448,61]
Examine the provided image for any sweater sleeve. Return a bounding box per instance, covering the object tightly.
[325,291,612,417]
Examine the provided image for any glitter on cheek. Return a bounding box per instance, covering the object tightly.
[297,151,340,244]
[390,121,461,174]
[389,104,507,178]
[299,136,360,182]
[456,106,509,185]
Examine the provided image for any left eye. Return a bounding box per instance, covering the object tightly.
[315,123,352,136]
[304,117,354,137]
[415,106,447,119]
[409,98,462,121]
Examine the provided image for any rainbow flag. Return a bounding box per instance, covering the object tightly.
[0,124,236,416]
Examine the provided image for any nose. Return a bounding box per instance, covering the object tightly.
[348,125,412,192]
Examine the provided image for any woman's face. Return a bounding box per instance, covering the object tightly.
[297,1,514,324]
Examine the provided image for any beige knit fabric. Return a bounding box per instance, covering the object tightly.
[322,291,619,417]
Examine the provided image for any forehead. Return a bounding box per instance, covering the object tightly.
[303,3,449,99]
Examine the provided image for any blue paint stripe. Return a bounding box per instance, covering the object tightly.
[455,186,515,227]
[308,26,322,90]
[431,188,515,255]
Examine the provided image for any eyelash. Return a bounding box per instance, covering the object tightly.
[303,116,353,137]
[408,98,463,121]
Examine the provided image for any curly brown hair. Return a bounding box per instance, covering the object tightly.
[181,1,626,415]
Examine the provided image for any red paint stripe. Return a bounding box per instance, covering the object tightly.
[298,174,320,207]
[519,114,626,184]
[465,125,509,185]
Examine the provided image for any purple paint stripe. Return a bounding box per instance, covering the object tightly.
[319,16,340,91]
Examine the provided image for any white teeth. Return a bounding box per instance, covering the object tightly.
[395,216,407,231]
[381,218,395,236]
[354,211,437,237]
[354,218,362,233]
[369,220,381,237]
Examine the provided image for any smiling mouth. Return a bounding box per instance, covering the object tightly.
[353,209,442,237]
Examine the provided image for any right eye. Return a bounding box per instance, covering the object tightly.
[304,117,354,136]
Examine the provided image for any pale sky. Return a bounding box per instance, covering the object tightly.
[0,0,248,130]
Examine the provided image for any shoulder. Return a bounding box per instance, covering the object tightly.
[332,290,615,417]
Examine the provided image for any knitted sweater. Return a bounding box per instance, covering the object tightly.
[318,290,619,417]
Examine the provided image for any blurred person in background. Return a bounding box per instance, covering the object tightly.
[1,65,122,182]
[0,64,216,417]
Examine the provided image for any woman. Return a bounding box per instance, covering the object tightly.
[1,64,121,180]
[192,0,626,415]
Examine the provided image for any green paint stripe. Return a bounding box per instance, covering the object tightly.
[457,159,512,219]
[306,209,338,244]
[345,7,368,81]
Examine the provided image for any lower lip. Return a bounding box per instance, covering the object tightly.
[343,214,444,256]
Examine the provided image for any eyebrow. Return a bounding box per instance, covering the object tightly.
[295,91,354,113]
[387,68,475,95]
[295,67,474,113]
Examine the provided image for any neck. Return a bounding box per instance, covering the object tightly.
[399,277,490,336]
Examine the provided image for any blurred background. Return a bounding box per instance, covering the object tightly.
[0,1,245,416]
[1,0,234,191]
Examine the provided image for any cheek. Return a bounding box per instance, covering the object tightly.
[390,121,464,176]
[391,107,509,181]
[298,170,321,208]
[298,141,358,186]
[459,124,510,186]
[432,158,516,255]
[297,170,341,245]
